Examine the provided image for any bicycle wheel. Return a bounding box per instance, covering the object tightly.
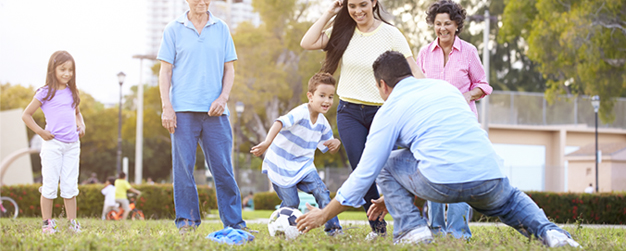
[0,197,18,219]
[130,210,145,220]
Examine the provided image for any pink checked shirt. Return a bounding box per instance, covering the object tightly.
[416,37,492,117]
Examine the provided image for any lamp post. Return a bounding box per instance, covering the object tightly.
[116,72,126,175]
[591,95,600,193]
[131,54,157,184]
[235,102,245,174]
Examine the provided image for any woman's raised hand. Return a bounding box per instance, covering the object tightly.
[328,0,343,15]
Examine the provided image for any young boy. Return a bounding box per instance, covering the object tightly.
[251,72,342,236]
[114,172,141,220]
[101,177,117,220]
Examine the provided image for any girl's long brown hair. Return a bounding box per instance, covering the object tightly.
[322,0,391,74]
[41,51,80,108]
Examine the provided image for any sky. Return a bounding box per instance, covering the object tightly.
[0,0,148,105]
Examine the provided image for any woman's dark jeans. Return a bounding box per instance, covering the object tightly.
[336,100,387,234]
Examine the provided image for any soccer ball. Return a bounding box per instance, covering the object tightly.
[268,207,303,240]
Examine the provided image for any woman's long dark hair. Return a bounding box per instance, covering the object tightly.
[41,50,80,108]
[322,0,391,74]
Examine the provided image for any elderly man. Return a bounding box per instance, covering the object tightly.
[296,51,579,248]
[157,0,246,233]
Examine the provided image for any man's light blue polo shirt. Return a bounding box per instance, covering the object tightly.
[335,77,505,207]
[157,11,237,114]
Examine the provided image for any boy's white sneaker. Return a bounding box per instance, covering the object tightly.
[543,230,580,248]
[394,226,433,245]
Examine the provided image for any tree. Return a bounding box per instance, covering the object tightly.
[386,0,548,92]
[500,0,626,121]
[122,83,173,182]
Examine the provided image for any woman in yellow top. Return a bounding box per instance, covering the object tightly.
[300,0,424,240]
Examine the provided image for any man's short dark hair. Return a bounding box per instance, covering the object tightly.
[118,172,126,179]
[372,51,413,88]
[108,177,116,185]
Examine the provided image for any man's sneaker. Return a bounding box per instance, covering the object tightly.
[68,219,81,233]
[365,231,386,241]
[42,219,57,234]
[543,230,580,248]
[394,226,434,245]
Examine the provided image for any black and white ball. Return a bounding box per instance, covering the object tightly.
[268,207,302,240]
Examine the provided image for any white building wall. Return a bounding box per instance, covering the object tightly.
[1,109,34,185]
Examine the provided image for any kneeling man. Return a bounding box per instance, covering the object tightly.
[296,51,579,248]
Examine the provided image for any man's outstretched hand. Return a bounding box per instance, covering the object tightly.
[295,203,326,233]
[366,196,388,221]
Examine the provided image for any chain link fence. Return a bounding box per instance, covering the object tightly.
[483,91,626,128]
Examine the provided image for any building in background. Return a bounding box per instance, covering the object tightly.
[211,0,261,31]
[565,143,626,193]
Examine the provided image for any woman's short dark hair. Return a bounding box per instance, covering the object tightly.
[425,0,466,34]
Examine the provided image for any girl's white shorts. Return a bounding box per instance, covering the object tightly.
[40,139,80,199]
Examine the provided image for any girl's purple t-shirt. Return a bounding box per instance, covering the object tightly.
[34,87,78,143]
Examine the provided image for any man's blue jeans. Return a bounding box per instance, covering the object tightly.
[336,100,387,234]
[171,112,246,229]
[272,171,342,233]
[428,201,472,239]
[377,149,570,241]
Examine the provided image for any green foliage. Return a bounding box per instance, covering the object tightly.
[1,184,217,219]
[252,192,282,211]
[386,0,548,93]
[471,192,626,224]
[500,0,626,122]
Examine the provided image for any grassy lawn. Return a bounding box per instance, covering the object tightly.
[2,218,625,250]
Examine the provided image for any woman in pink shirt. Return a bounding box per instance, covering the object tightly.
[416,0,493,240]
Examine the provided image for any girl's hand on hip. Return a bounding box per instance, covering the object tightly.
[39,130,55,141]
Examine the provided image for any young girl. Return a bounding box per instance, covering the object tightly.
[22,51,85,234]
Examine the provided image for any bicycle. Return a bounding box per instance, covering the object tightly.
[106,193,145,220]
[0,135,42,219]
[0,196,19,219]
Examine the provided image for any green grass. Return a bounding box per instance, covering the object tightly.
[1,218,624,250]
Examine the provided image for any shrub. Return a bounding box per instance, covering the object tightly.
[5,184,624,224]
[469,192,626,224]
[0,184,217,219]
[252,192,282,210]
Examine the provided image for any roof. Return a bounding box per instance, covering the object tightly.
[567,142,626,156]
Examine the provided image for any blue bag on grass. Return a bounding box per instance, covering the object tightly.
[206,227,255,245]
